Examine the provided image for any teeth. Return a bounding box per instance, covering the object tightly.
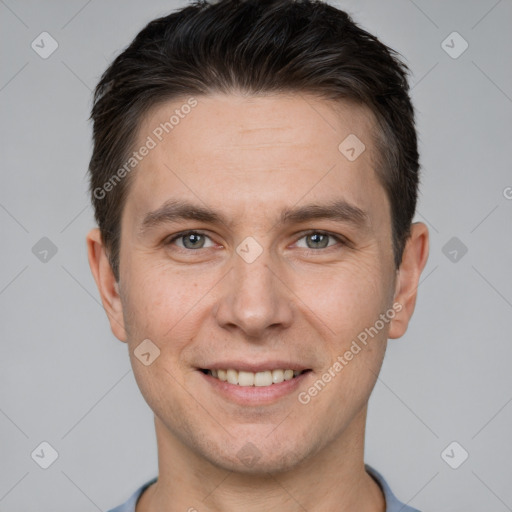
[254,370,271,387]
[227,369,238,385]
[206,368,305,387]
[239,371,255,386]
[272,369,284,383]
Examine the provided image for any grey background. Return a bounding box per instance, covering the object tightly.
[1,0,511,510]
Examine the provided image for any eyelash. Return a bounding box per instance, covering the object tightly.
[165,230,347,251]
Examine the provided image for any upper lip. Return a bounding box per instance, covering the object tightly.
[198,361,311,372]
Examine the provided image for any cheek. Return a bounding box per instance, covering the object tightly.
[299,265,391,409]
[120,255,222,359]
[120,267,205,416]
[299,260,393,342]
[315,263,392,404]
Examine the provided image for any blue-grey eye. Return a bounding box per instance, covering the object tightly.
[306,233,330,249]
[182,233,204,249]
[170,231,214,249]
[295,232,339,249]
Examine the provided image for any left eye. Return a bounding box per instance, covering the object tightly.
[295,232,342,249]
[168,231,215,250]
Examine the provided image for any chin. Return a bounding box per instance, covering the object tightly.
[201,434,316,475]
[215,451,307,475]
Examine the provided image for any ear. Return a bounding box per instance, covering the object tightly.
[86,228,127,342]
[388,222,429,339]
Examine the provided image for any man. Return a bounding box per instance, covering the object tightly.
[86,0,429,510]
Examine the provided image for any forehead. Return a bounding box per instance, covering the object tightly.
[138,92,377,164]
[125,93,386,225]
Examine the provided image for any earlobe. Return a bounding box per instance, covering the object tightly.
[388,222,429,339]
[86,228,127,342]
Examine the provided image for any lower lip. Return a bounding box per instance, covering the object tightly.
[198,370,312,405]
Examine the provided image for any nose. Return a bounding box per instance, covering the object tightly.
[213,248,294,339]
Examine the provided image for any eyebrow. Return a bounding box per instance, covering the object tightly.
[138,198,369,235]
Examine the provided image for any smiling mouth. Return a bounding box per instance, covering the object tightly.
[200,368,311,387]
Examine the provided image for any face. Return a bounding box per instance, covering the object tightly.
[91,93,423,474]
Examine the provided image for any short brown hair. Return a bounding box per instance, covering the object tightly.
[89,0,420,281]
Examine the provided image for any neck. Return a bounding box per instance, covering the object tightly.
[137,407,385,512]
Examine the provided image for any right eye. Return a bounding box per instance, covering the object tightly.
[166,231,216,250]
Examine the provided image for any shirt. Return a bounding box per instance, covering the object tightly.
[107,464,421,512]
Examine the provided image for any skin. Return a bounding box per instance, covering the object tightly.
[87,93,429,512]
